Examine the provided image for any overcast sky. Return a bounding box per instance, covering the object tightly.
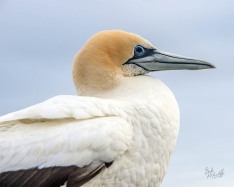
[0,0,234,186]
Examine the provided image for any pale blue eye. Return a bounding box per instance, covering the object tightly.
[134,45,145,57]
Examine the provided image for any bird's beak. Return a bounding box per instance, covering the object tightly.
[125,49,215,71]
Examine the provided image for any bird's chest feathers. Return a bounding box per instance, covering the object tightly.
[91,100,179,187]
[129,101,179,170]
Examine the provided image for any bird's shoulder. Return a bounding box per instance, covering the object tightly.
[0,95,126,123]
[0,95,134,173]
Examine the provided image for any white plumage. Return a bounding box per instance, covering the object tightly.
[0,30,214,187]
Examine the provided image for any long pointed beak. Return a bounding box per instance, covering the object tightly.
[126,49,215,71]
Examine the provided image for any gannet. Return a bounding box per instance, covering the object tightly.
[0,30,214,187]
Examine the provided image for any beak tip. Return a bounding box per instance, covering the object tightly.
[206,62,216,69]
[211,64,216,69]
[197,60,216,69]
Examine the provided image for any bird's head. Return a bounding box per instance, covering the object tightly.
[73,30,214,95]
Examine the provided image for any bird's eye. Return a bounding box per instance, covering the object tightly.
[134,45,145,57]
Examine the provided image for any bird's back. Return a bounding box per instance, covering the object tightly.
[0,76,179,187]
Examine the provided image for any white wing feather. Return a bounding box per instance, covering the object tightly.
[0,95,119,123]
[0,95,133,173]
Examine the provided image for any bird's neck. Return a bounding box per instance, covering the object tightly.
[74,73,122,97]
[73,58,123,96]
[76,75,173,102]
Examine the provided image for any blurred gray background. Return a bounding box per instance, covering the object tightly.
[0,0,233,186]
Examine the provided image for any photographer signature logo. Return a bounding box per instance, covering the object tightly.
[205,167,224,179]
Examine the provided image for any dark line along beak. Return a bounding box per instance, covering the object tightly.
[125,49,215,71]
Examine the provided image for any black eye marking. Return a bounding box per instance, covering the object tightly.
[123,46,156,66]
[134,45,145,57]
